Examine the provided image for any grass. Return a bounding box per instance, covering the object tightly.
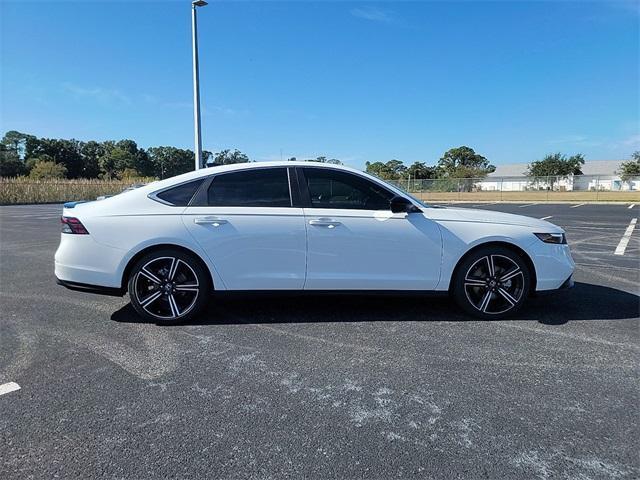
[0,177,156,205]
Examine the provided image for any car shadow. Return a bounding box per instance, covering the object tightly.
[110,282,639,326]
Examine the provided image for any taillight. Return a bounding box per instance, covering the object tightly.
[61,216,89,235]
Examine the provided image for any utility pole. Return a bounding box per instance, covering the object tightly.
[191,0,208,170]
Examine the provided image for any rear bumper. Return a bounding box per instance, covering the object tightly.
[56,277,124,297]
[54,233,126,288]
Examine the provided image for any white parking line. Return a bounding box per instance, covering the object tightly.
[629,204,635,209]
[614,218,637,256]
[0,382,21,396]
[540,216,553,220]
[518,203,537,208]
[570,203,586,208]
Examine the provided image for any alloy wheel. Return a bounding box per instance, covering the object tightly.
[463,254,525,315]
[133,256,200,320]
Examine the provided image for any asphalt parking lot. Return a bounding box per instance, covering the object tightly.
[1,202,638,479]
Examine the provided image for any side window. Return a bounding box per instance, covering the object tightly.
[155,178,204,206]
[303,168,394,210]
[207,168,291,207]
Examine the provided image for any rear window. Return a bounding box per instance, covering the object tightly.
[207,168,291,207]
[155,179,204,206]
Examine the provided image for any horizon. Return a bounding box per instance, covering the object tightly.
[1,0,638,170]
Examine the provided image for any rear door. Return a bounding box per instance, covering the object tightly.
[183,167,306,290]
[299,167,441,290]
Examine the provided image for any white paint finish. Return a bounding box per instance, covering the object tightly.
[629,204,635,209]
[540,216,553,220]
[183,206,307,289]
[570,203,586,208]
[518,203,538,208]
[53,161,576,297]
[303,208,441,290]
[614,218,637,256]
[0,382,21,396]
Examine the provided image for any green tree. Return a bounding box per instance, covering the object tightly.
[365,160,406,180]
[526,153,585,178]
[210,149,250,166]
[618,151,640,182]
[406,161,436,179]
[436,146,495,179]
[29,160,68,179]
[29,138,84,178]
[147,146,194,178]
[0,143,25,177]
[311,156,342,165]
[97,139,152,178]
[79,140,104,178]
[2,130,38,160]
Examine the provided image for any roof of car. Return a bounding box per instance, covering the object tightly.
[147,161,363,188]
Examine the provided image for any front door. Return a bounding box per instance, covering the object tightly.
[299,167,442,290]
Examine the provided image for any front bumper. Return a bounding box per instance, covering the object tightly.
[530,242,576,291]
[533,274,574,296]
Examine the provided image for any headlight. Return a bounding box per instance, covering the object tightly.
[534,232,566,244]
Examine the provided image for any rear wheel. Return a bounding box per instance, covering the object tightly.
[128,249,210,324]
[452,246,530,319]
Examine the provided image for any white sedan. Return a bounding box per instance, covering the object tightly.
[55,161,575,323]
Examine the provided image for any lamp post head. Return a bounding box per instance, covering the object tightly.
[193,0,208,6]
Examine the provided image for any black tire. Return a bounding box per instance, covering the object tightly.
[452,246,531,319]
[127,248,210,324]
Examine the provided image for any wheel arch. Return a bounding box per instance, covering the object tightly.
[448,241,537,295]
[121,243,214,292]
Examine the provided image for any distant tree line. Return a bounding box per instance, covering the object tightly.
[4,130,634,184]
[364,146,496,181]
[0,130,254,180]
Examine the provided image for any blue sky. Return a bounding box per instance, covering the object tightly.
[1,0,638,169]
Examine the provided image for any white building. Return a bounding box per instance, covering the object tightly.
[478,160,639,192]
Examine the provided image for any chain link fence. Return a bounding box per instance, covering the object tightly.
[388,175,640,202]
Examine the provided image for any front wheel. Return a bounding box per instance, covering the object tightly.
[452,246,531,319]
[128,249,210,324]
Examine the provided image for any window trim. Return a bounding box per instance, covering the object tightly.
[189,166,296,208]
[148,178,207,207]
[296,166,398,210]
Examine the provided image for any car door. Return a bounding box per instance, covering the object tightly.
[182,167,306,290]
[299,167,442,290]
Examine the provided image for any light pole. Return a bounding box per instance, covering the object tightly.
[192,0,207,170]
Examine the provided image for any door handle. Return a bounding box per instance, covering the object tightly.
[309,218,341,228]
[194,216,228,226]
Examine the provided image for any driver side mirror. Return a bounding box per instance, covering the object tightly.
[390,196,413,213]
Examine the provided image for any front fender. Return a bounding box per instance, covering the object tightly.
[435,221,539,291]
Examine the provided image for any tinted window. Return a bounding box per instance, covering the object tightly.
[207,168,291,207]
[155,179,204,206]
[303,168,393,210]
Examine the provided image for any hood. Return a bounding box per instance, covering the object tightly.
[423,206,563,232]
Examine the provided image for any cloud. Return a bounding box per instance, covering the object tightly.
[622,133,640,147]
[351,6,396,24]
[546,134,602,147]
[62,82,131,106]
